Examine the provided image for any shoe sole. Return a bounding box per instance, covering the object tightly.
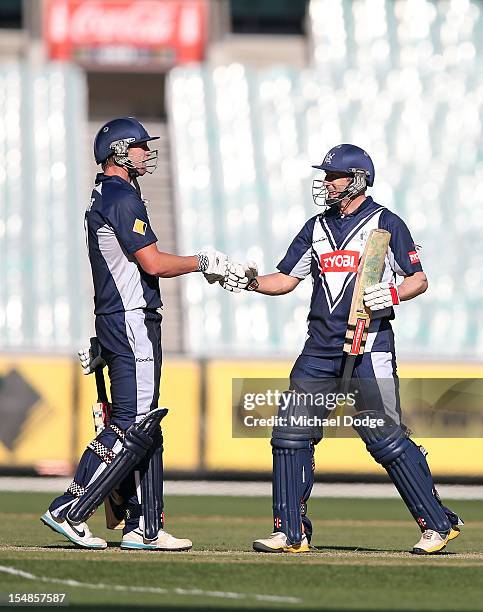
[283,544,311,554]
[40,513,106,550]
[412,544,447,555]
[253,542,284,553]
[253,542,310,554]
[120,541,192,551]
[412,538,449,555]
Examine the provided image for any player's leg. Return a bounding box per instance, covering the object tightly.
[253,355,337,553]
[353,352,463,554]
[41,406,167,548]
[118,310,191,550]
[41,312,164,549]
[112,308,162,540]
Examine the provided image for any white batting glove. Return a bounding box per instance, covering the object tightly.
[363,281,400,311]
[220,261,259,293]
[196,247,229,284]
[78,344,106,375]
[220,262,246,293]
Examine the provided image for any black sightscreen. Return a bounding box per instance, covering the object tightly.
[0,0,22,28]
[230,0,309,35]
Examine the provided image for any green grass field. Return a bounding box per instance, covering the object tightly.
[0,492,482,611]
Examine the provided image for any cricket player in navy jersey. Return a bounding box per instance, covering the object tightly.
[41,117,239,550]
[224,144,463,555]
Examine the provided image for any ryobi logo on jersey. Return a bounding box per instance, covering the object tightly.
[320,250,360,273]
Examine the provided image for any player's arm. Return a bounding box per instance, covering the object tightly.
[238,219,313,294]
[111,193,229,280]
[134,243,199,278]
[134,243,232,280]
[251,272,300,295]
[396,271,428,301]
[218,219,315,294]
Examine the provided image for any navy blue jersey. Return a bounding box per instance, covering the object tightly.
[277,197,423,357]
[85,173,162,315]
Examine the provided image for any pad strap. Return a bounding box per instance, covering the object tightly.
[67,480,86,498]
[110,424,125,440]
[88,439,117,465]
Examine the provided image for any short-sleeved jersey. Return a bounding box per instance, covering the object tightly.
[277,197,423,357]
[85,173,162,315]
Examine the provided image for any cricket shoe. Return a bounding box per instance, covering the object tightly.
[446,511,464,544]
[40,510,107,549]
[253,532,310,554]
[412,529,450,555]
[448,525,462,543]
[120,528,192,551]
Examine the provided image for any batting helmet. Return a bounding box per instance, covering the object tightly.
[311,144,375,211]
[312,144,375,186]
[93,117,159,165]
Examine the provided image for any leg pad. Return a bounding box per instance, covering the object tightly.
[272,437,313,545]
[353,411,451,533]
[140,429,164,540]
[67,408,167,525]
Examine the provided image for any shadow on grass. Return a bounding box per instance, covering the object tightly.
[6,543,117,552]
[312,544,455,556]
[313,545,393,553]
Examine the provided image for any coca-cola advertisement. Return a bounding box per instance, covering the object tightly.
[44,0,208,66]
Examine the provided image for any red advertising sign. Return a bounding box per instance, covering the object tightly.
[44,0,208,66]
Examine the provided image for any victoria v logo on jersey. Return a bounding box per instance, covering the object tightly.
[312,208,386,313]
[317,248,361,313]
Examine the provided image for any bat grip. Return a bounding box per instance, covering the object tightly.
[340,354,356,397]
[94,369,108,403]
[90,337,108,403]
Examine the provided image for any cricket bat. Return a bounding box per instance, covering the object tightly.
[341,229,391,385]
[90,337,126,530]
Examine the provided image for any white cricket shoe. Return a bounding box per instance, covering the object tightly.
[253,531,310,553]
[412,529,450,555]
[120,528,192,551]
[40,510,107,549]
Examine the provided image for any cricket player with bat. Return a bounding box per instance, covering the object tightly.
[222,144,463,555]
[41,117,244,550]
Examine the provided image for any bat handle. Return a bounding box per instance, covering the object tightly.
[340,353,357,399]
[94,369,108,403]
[90,336,108,404]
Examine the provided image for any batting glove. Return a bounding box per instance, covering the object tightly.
[78,341,106,375]
[196,247,229,284]
[220,261,259,293]
[244,261,259,291]
[363,281,400,311]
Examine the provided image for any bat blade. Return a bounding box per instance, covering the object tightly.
[342,229,391,380]
[89,338,126,530]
